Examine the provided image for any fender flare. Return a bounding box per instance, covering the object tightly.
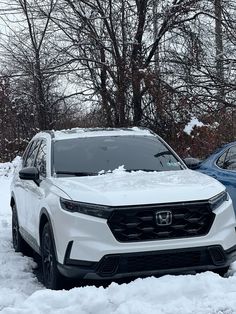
[39,208,58,261]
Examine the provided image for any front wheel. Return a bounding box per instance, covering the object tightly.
[41,223,63,289]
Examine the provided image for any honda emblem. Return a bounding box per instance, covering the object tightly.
[156,211,172,226]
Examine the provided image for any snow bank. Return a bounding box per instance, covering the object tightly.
[3,272,236,314]
[1,161,236,314]
[0,156,22,177]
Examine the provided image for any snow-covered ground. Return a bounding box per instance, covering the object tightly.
[1,162,236,314]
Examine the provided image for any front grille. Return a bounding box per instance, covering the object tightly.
[97,246,225,276]
[107,202,215,242]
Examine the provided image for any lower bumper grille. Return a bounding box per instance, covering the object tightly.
[97,246,226,277]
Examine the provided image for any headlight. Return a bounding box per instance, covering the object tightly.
[60,198,111,219]
[209,191,229,211]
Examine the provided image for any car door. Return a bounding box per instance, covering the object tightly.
[215,146,236,205]
[26,139,48,243]
[16,140,40,231]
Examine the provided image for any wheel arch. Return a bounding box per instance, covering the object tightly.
[39,208,58,261]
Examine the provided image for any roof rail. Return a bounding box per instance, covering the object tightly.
[42,130,55,138]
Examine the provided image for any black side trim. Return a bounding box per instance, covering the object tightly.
[10,193,16,208]
[64,241,73,264]
[19,227,40,255]
[64,241,96,267]
[225,245,236,263]
[226,245,236,254]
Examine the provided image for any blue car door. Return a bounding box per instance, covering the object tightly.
[199,145,236,210]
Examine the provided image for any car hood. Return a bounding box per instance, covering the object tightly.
[51,169,225,206]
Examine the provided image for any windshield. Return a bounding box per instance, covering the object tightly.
[53,136,184,176]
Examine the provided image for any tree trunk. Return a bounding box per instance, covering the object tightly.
[214,0,225,103]
[35,52,47,130]
[132,68,142,125]
[100,47,113,127]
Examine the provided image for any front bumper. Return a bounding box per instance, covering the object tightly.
[57,244,236,280]
[52,197,236,264]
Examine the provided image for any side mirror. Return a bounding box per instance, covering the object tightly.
[184,157,202,170]
[19,167,40,184]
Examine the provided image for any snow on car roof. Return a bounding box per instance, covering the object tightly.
[51,127,154,140]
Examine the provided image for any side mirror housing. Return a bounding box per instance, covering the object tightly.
[184,157,202,170]
[19,167,40,184]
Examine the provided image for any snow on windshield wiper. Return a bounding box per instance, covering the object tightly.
[97,168,158,175]
[125,169,159,172]
[56,171,97,177]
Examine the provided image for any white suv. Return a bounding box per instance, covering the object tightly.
[11,127,236,289]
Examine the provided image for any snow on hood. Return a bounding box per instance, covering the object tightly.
[51,169,224,206]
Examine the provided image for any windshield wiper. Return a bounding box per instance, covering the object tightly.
[125,169,159,172]
[55,171,97,177]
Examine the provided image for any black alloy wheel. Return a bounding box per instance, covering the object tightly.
[41,223,63,289]
[12,204,28,253]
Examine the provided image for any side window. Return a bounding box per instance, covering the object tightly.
[22,142,33,167]
[24,141,40,168]
[216,150,227,168]
[226,146,236,161]
[224,146,236,170]
[35,141,47,177]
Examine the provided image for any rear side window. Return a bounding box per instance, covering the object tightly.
[216,151,227,168]
[226,146,236,162]
[22,142,33,166]
[224,146,236,170]
[24,140,40,168]
[35,141,47,177]
[217,146,236,170]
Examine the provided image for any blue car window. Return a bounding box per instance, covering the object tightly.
[226,146,236,161]
[224,146,236,170]
[216,150,228,168]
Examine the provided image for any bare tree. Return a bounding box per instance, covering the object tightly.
[0,0,235,160]
[47,0,210,127]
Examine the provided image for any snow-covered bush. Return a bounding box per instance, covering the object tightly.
[0,156,21,177]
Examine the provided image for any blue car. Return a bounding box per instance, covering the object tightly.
[185,142,236,211]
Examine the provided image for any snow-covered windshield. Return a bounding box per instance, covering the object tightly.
[53,136,184,176]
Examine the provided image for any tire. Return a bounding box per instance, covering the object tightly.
[41,222,63,289]
[12,204,29,254]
